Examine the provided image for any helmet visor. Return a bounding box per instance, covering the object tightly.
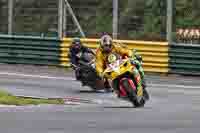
[103,43,112,52]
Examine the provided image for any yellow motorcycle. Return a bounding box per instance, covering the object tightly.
[103,53,146,107]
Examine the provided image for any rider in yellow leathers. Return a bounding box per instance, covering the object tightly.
[95,34,149,100]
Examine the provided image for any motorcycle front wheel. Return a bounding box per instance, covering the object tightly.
[120,78,145,107]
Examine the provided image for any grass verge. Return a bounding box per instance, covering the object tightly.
[0,90,64,106]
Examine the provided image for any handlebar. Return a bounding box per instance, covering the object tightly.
[70,63,79,69]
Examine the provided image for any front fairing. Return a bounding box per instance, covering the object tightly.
[104,58,135,80]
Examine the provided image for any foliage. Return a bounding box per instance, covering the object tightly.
[0,0,200,40]
[175,0,200,28]
[0,90,64,106]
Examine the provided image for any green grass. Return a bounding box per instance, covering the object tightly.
[0,90,64,106]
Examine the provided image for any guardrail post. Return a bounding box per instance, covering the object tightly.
[64,0,85,37]
[8,0,13,35]
[113,0,118,39]
[167,0,173,43]
[63,1,67,37]
[58,0,64,39]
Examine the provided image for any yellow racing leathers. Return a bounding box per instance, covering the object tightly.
[95,44,131,75]
[95,43,143,92]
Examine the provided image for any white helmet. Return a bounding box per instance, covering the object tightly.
[100,35,113,53]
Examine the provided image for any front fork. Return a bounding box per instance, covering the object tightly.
[132,67,143,97]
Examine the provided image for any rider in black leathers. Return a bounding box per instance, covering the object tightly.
[69,37,95,80]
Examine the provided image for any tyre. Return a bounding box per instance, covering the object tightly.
[121,78,145,107]
[142,80,150,101]
[143,87,150,101]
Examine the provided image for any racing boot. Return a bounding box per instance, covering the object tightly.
[75,68,81,81]
[81,81,87,86]
[104,79,113,93]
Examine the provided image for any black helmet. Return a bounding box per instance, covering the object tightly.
[100,35,113,53]
[72,37,82,49]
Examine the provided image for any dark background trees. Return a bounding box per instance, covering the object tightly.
[0,0,199,40]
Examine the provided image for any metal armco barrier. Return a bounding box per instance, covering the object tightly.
[0,35,61,65]
[61,38,169,73]
[169,43,200,75]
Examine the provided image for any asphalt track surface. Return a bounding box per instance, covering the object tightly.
[0,64,200,133]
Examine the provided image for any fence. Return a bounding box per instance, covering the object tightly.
[2,0,200,43]
[169,43,200,75]
[0,35,61,65]
[0,35,169,74]
[174,0,200,43]
[61,38,169,73]
[0,0,200,75]
[1,34,200,76]
[169,0,200,75]
[0,0,168,41]
[0,0,8,34]
[0,0,58,37]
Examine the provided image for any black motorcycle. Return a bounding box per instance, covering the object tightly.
[70,52,105,91]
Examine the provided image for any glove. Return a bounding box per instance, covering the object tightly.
[135,55,142,62]
[130,60,137,65]
[97,72,105,80]
[99,72,104,79]
[70,63,77,69]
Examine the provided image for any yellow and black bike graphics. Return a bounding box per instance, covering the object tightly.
[103,54,143,97]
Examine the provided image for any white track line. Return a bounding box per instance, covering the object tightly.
[0,72,73,80]
[149,83,200,89]
[0,71,199,89]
